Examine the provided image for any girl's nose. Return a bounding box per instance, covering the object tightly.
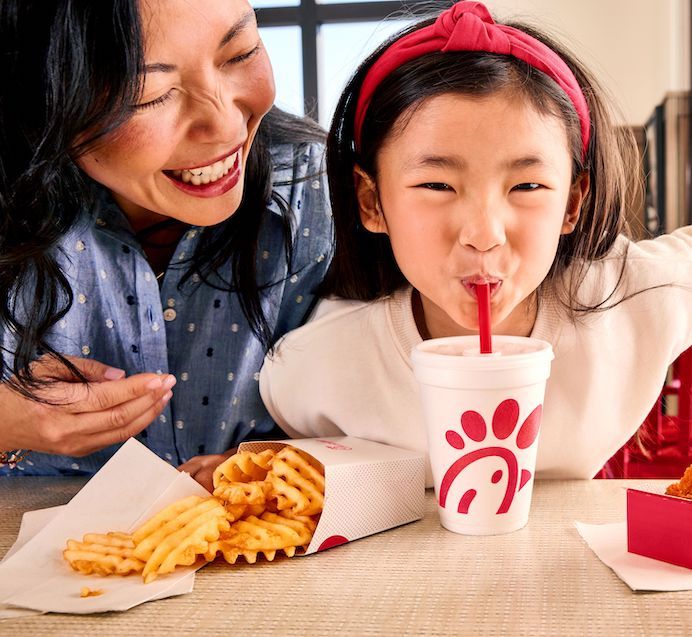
[456,207,506,252]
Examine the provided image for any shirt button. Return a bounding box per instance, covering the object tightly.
[163,308,177,322]
[151,321,160,332]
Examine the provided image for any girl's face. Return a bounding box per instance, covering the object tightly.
[356,91,586,338]
[77,0,275,230]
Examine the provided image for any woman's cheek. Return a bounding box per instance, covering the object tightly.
[103,115,177,171]
[77,113,175,187]
[245,54,276,114]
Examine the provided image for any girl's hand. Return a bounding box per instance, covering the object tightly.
[178,448,237,492]
[0,355,175,457]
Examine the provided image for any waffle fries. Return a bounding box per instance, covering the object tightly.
[268,447,325,516]
[213,480,271,506]
[63,532,144,577]
[213,449,275,485]
[133,496,231,583]
[63,445,325,583]
[206,511,316,564]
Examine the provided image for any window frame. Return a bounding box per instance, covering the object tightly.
[255,1,434,120]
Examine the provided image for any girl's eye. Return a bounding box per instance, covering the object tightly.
[512,182,542,191]
[224,44,261,66]
[133,92,173,111]
[419,182,452,191]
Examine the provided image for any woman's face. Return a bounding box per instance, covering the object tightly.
[357,91,586,338]
[78,0,275,230]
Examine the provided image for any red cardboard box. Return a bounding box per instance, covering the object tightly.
[626,488,692,569]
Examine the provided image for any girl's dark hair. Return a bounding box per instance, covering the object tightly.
[323,11,641,317]
[0,0,323,396]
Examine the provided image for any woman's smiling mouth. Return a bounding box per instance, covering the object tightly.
[166,148,241,185]
[163,147,243,197]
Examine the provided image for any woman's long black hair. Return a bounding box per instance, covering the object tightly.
[0,0,323,397]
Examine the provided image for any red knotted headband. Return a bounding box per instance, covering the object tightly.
[353,1,590,159]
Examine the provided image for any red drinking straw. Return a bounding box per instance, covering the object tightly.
[476,283,492,354]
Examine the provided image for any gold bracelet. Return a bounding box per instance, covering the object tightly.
[0,450,29,469]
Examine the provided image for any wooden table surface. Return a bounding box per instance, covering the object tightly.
[0,477,690,636]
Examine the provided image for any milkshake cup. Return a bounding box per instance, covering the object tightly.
[411,335,553,535]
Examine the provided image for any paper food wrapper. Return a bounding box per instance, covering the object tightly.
[238,437,426,553]
[0,439,208,615]
[575,485,692,591]
[0,436,425,616]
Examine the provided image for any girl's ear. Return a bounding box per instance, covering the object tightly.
[561,172,590,234]
[354,164,388,234]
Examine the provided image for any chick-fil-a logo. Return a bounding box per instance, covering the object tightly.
[315,439,352,451]
[439,399,541,515]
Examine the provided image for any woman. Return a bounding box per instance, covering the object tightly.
[0,0,332,487]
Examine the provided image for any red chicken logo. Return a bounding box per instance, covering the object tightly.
[439,399,542,515]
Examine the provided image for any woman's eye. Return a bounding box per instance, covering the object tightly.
[225,44,261,66]
[512,182,542,191]
[419,182,452,191]
[133,92,173,111]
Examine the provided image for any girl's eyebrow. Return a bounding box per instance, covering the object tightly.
[503,155,548,169]
[408,155,465,170]
[407,154,550,171]
[143,10,256,73]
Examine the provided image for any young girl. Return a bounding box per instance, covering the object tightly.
[0,0,332,486]
[260,1,691,485]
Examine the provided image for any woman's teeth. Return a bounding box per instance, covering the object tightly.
[171,151,238,185]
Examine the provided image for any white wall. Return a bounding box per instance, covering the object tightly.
[485,0,690,126]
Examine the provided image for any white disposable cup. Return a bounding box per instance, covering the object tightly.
[411,335,553,535]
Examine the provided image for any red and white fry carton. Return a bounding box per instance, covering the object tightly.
[626,488,692,570]
[238,436,426,554]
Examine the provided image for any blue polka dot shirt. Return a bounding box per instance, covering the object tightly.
[2,142,333,476]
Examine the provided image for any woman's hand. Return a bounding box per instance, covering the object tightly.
[178,448,237,492]
[0,355,175,457]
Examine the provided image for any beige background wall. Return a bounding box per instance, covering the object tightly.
[484,0,690,126]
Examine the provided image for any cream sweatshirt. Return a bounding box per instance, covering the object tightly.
[260,228,692,486]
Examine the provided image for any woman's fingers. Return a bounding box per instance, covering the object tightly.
[30,355,126,383]
[65,391,174,456]
[75,388,173,436]
[26,388,173,456]
[62,355,127,381]
[0,364,177,457]
[59,373,177,414]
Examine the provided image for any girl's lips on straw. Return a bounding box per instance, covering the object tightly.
[461,278,502,299]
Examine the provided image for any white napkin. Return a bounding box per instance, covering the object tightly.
[575,521,692,591]
[0,439,209,615]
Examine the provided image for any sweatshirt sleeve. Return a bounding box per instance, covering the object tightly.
[258,348,303,438]
[624,225,692,357]
[259,333,347,440]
